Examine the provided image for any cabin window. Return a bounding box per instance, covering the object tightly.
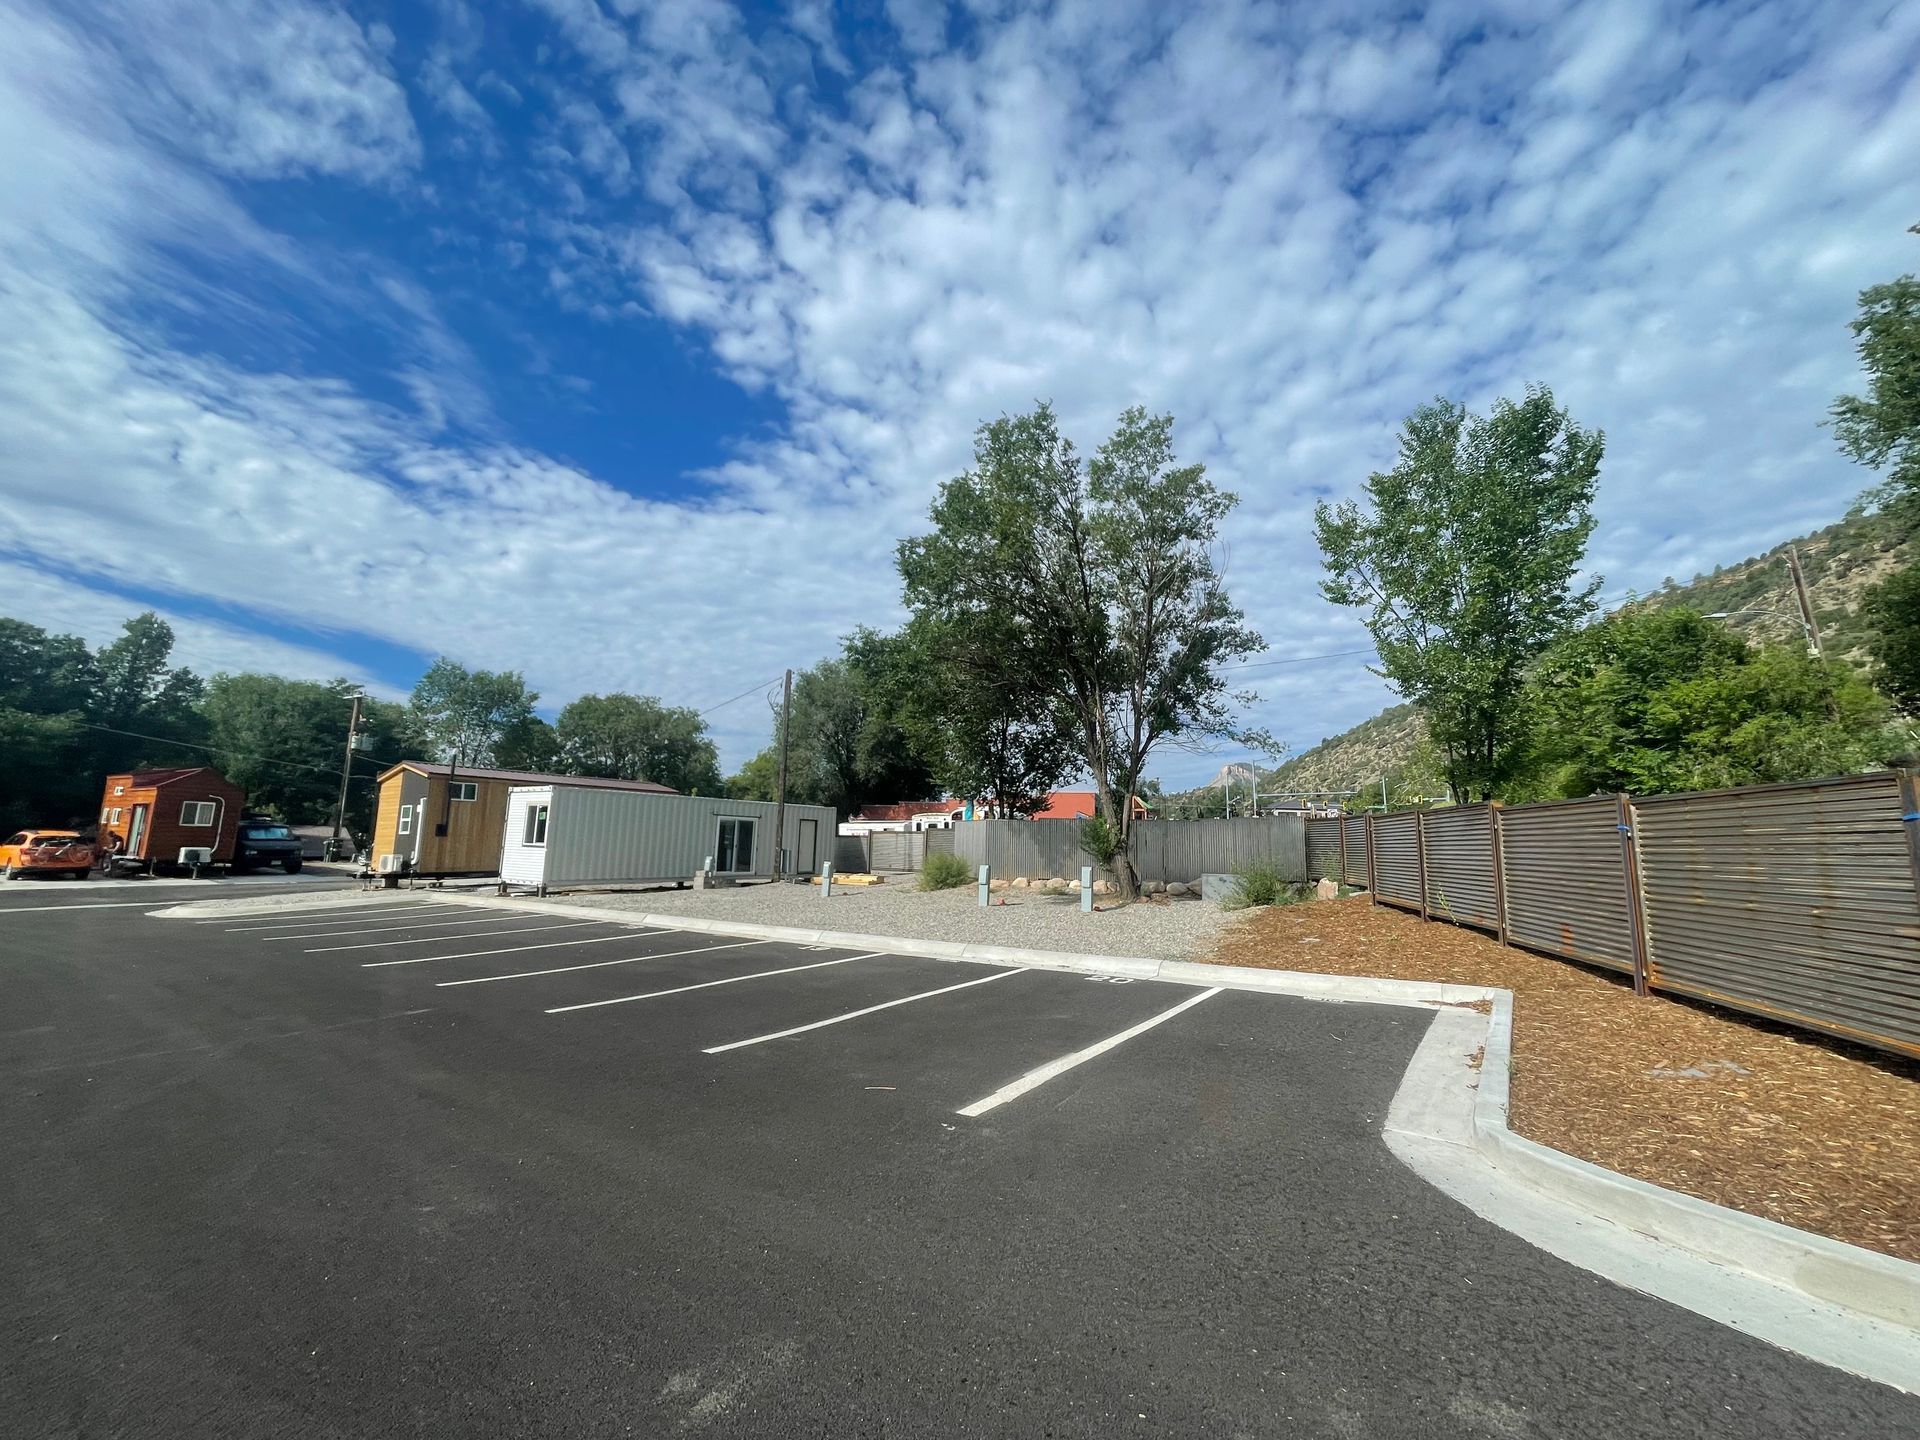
[449,782,479,802]
[113,785,125,796]
[180,802,215,827]
[397,805,413,836]
[522,803,549,846]
[715,817,756,873]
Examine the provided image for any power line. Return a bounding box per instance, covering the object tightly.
[1231,648,1376,673]
[698,675,784,719]
[72,719,403,782]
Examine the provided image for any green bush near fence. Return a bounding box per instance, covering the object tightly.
[920,851,974,891]
[1221,861,1311,911]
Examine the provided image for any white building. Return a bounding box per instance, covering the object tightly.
[498,784,836,895]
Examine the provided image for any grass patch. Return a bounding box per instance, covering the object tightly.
[919,851,974,891]
[1220,861,1312,911]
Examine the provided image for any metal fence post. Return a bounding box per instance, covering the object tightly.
[1080,865,1094,913]
[1366,814,1378,905]
[1616,793,1650,997]
[978,864,992,908]
[1896,771,1920,902]
[1415,808,1430,921]
[1488,802,1509,947]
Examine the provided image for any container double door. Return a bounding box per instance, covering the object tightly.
[714,817,757,874]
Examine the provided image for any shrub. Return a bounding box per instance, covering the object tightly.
[1221,861,1308,911]
[919,851,973,891]
[1078,814,1122,867]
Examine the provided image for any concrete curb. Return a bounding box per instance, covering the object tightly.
[151,887,1920,1389]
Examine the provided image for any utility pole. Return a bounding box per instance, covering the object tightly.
[772,669,793,878]
[1786,544,1824,658]
[330,692,364,859]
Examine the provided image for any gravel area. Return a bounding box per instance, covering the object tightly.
[1210,896,1920,1263]
[544,878,1240,960]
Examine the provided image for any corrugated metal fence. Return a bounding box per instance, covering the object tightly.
[951,817,1305,885]
[1303,771,1920,1060]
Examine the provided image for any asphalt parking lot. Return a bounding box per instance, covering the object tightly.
[3,889,1915,1438]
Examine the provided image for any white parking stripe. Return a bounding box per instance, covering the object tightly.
[954,987,1223,1118]
[702,967,1024,1054]
[210,903,465,928]
[255,914,545,941]
[311,921,613,954]
[436,938,771,987]
[360,932,644,968]
[0,900,171,914]
[544,953,884,1012]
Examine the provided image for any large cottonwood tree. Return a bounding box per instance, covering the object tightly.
[899,404,1263,898]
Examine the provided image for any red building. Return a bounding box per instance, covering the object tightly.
[1031,790,1149,821]
[98,767,245,869]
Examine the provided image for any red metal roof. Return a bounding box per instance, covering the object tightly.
[385,762,678,795]
[121,767,223,789]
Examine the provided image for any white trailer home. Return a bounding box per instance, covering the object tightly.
[497,784,837,895]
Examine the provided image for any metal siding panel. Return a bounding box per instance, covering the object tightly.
[1371,811,1422,910]
[1307,819,1344,884]
[1342,817,1369,888]
[534,790,835,888]
[1635,772,1920,1058]
[1420,805,1499,931]
[1497,797,1637,973]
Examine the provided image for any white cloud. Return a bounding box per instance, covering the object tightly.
[0,560,393,696]
[92,0,421,182]
[2,0,1919,786]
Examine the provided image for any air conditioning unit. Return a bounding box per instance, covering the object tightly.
[378,854,408,875]
[176,847,213,866]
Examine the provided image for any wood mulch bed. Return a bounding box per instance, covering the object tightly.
[1206,896,1920,1264]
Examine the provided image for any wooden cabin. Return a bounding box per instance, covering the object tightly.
[369,763,678,876]
[98,767,245,868]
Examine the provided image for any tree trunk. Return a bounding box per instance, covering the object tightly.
[1101,786,1140,902]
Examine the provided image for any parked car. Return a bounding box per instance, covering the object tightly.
[232,817,304,874]
[0,830,96,880]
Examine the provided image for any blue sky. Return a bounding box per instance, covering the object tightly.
[2,0,1917,786]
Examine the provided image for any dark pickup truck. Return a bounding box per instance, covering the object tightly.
[233,818,304,874]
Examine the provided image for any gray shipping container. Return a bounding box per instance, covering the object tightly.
[498,785,837,894]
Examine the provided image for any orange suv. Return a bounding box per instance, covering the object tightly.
[0,830,96,880]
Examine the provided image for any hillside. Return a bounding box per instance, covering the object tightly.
[1254,507,1911,801]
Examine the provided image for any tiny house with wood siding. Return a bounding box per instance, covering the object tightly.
[98,768,245,871]
[369,763,679,877]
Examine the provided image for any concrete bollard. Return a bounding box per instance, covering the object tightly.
[820,862,833,899]
[977,864,992,907]
[1081,865,1094,912]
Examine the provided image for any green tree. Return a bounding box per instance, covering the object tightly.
[1862,566,1920,708]
[0,618,96,829]
[899,404,1263,897]
[1529,607,1888,796]
[1315,386,1603,800]
[495,715,563,773]
[878,616,1076,817]
[201,675,355,822]
[555,693,722,794]
[91,613,204,735]
[407,658,538,766]
[1832,225,1920,532]
[783,649,937,819]
[725,746,781,801]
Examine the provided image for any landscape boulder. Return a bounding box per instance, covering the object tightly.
[1166,881,1190,897]
[1316,877,1340,900]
